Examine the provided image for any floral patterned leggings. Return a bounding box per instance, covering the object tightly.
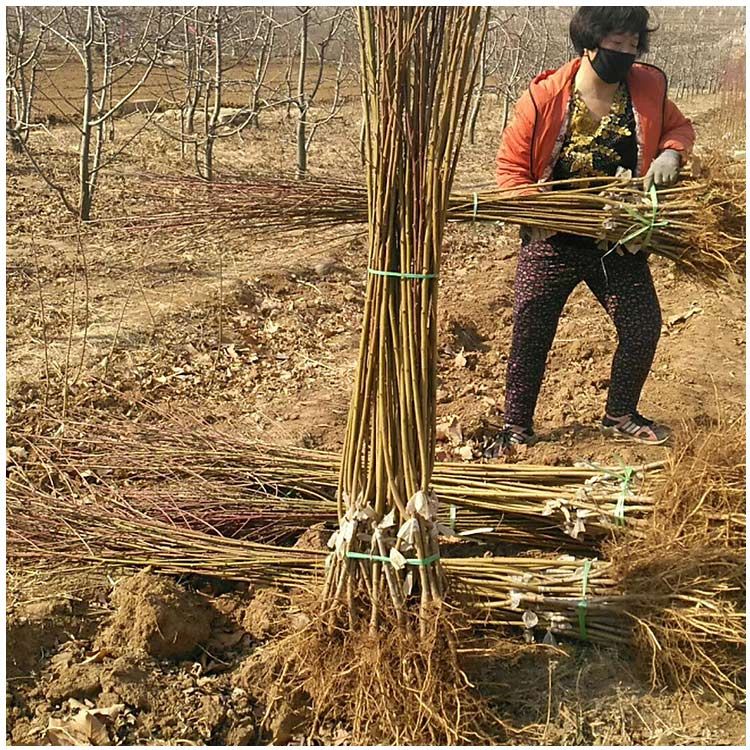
[504,233,662,429]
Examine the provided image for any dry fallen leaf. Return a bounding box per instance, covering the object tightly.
[212,629,247,650]
[457,444,474,461]
[436,415,463,446]
[46,702,125,746]
[50,648,75,670]
[435,388,451,404]
[666,303,702,330]
[522,610,539,629]
[81,648,115,666]
[454,350,467,368]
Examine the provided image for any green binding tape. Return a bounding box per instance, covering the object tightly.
[346,551,440,567]
[613,466,634,526]
[618,184,669,249]
[577,559,592,640]
[367,268,437,280]
[581,461,635,526]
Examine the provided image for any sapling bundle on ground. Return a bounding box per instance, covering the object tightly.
[0,472,652,651]
[35,418,668,552]
[8,469,743,705]
[6,472,323,589]
[122,173,745,280]
[604,412,746,704]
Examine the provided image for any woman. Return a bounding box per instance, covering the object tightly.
[495,6,695,447]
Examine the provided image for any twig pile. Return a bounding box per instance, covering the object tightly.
[123,174,745,279]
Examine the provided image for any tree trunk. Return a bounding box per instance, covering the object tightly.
[183,10,199,138]
[79,7,95,221]
[296,10,309,179]
[358,117,366,166]
[249,88,261,129]
[204,9,222,182]
[467,44,487,146]
[500,91,511,133]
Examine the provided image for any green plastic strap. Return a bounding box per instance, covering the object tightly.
[645,183,660,247]
[613,466,634,526]
[577,558,592,640]
[346,551,440,567]
[582,461,635,525]
[367,268,437,280]
[618,184,669,249]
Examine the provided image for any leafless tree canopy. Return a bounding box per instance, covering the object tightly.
[6,5,745,218]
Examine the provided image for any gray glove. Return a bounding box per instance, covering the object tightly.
[644,148,681,191]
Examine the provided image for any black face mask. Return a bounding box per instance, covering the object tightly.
[589,47,636,84]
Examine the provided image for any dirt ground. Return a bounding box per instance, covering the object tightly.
[5,90,746,745]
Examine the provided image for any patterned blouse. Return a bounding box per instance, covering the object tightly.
[552,83,637,182]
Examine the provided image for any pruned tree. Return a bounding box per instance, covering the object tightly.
[157,7,293,178]
[21,6,177,220]
[287,7,349,178]
[244,7,278,129]
[6,7,49,154]
[467,10,505,145]
[477,7,569,134]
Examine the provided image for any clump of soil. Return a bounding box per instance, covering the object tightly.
[96,571,213,660]
[46,662,103,703]
[7,597,78,678]
[293,522,331,551]
[241,589,286,641]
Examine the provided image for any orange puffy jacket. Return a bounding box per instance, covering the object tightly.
[496,58,695,190]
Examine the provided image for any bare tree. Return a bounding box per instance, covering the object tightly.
[474,8,569,135]
[156,7,294,178]
[288,7,348,178]
[21,6,176,220]
[496,10,535,133]
[467,11,505,145]
[6,7,49,153]
[245,8,278,129]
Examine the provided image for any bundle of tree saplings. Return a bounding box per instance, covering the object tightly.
[262,9,495,744]
[124,174,745,279]
[7,470,743,703]
[34,418,669,552]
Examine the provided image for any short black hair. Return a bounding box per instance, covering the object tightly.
[569,7,656,56]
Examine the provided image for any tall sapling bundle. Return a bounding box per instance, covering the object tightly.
[322,7,485,633]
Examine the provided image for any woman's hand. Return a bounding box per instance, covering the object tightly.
[643,149,681,190]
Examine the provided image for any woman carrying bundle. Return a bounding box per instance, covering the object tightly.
[496,6,695,447]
